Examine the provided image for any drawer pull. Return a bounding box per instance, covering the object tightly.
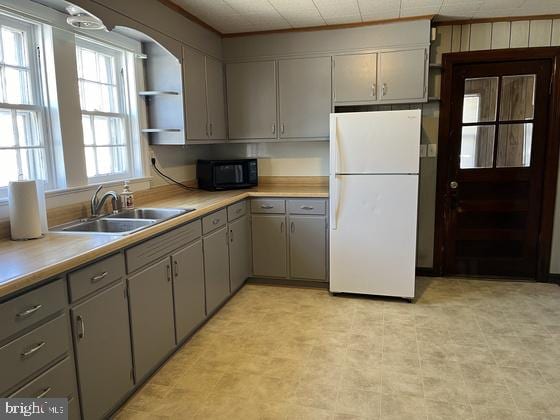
[212,218,220,225]
[77,315,85,340]
[236,208,242,214]
[300,206,314,210]
[35,387,51,399]
[91,272,108,283]
[16,304,43,319]
[21,341,46,359]
[260,205,274,209]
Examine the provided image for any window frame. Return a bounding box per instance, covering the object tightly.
[75,36,136,184]
[0,12,54,198]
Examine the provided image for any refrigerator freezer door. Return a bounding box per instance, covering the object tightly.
[329,174,418,298]
[330,110,421,175]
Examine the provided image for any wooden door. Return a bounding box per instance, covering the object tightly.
[439,57,553,278]
[278,56,331,139]
[333,53,377,103]
[206,57,227,140]
[289,215,327,281]
[226,61,277,139]
[378,48,427,102]
[251,214,287,278]
[183,47,208,140]
[229,214,252,292]
[203,226,231,314]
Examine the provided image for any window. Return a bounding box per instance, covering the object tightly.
[76,38,131,182]
[0,14,48,193]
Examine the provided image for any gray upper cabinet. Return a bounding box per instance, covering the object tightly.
[172,240,206,342]
[226,60,277,140]
[289,215,327,281]
[333,53,377,103]
[183,47,208,140]
[183,47,227,142]
[278,56,331,139]
[71,282,133,420]
[251,214,287,278]
[206,57,227,140]
[203,227,231,314]
[378,48,427,102]
[128,258,175,382]
[229,214,251,292]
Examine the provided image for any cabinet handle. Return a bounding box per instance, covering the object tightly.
[272,123,276,134]
[230,229,234,243]
[91,271,108,283]
[77,315,85,340]
[166,265,171,282]
[212,218,220,225]
[280,222,284,233]
[236,208,243,214]
[16,304,42,319]
[291,221,295,233]
[281,123,285,134]
[371,84,376,97]
[382,83,387,96]
[174,260,178,277]
[35,387,51,399]
[260,205,273,209]
[300,206,314,210]
[21,341,46,359]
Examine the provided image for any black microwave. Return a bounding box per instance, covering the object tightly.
[197,159,258,191]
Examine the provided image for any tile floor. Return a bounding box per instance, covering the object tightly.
[115,278,560,419]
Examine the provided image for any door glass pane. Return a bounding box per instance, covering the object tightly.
[463,77,498,123]
[499,75,535,121]
[496,123,532,168]
[460,125,495,169]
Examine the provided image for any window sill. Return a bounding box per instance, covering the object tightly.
[0,176,153,207]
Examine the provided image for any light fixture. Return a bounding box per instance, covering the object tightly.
[66,5,106,30]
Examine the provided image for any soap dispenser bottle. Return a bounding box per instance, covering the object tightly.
[120,181,134,210]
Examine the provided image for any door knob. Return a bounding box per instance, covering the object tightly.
[450,181,459,189]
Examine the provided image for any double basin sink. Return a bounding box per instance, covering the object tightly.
[51,208,195,235]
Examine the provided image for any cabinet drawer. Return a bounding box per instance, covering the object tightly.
[11,355,77,399]
[202,209,227,235]
[0,279,66,344]
[287,199,326,215]
[68,253,125,302]
[227,200,247,221]
[126,220,202,273]
[0,314,70,395]
[251,199,286,214]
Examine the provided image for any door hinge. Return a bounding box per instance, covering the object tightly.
[36,45,41,61]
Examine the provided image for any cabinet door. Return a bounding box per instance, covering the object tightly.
[226,61,277,139]
[206,57,227,140]
[251,215,287,278]
[128,258,175,381]
[279,56,331,139]
[378,48,427,102]
[203,227,230,314]
[289,216,327,281]
[333,53,377,103]
[72,282,133,420]
[172,240,206,342]
[229,214,251,292]
[183,47,208,140]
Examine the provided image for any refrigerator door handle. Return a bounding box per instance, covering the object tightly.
[331,175,340,230]
[331,116,341,174]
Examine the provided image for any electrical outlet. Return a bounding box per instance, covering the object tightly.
[428,144,438,157]
[419,144,427,158]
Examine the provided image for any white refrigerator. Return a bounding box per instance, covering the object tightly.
[329,110,420,299]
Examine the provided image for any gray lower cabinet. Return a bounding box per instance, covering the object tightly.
[289,216,327,281]
[71,281,133,420]
[251,214,287,278]
[128,258,176,382]
[229,214,251,292]
[203,226,230,314]
[172,240,206,342]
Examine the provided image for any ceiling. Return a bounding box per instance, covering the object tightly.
[168,0,560,34]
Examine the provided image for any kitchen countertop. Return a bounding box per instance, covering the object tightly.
[0,185,328,300]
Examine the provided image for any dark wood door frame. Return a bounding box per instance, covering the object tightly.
[434,47,560,281]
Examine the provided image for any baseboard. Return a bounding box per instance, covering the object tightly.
[548,273,560,285]
[247,277,329,289]
[416,267,436,276]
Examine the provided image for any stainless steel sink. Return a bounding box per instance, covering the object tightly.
[107,208,191,221]
[59,218,156,234]
[51,207,195,235]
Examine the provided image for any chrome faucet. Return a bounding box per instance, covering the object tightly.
[90,185,119,217]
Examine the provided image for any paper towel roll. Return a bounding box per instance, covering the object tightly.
[8,180,43,240]
[35,181,48,234]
